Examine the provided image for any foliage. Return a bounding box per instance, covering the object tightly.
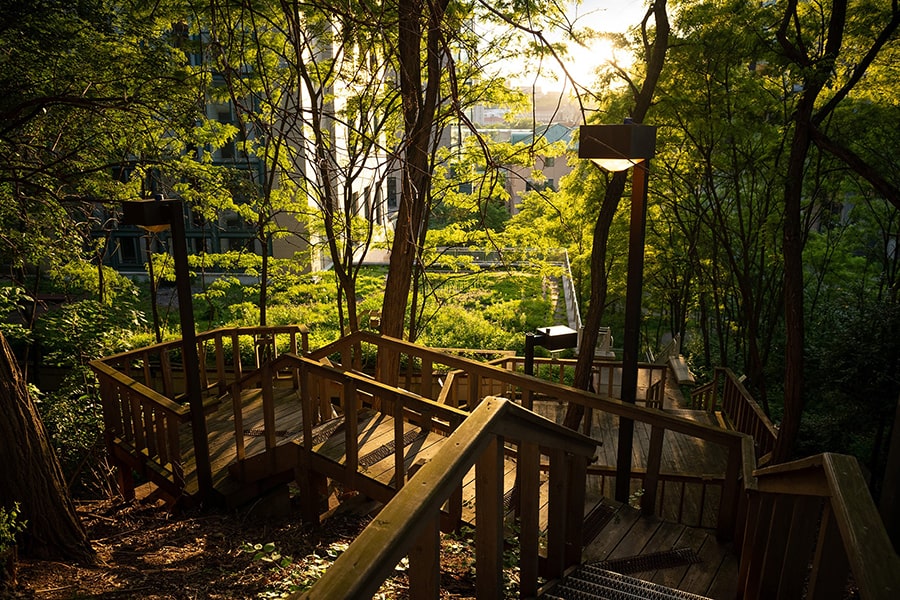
[0,502,26,553]
[0,286,33,345]
[240,540,350,598]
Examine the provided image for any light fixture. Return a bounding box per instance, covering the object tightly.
[523,325,578,379]
[121,195,213,502]
[578,123,656,171]
[578,121,658,504]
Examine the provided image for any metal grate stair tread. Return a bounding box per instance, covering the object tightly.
[543,567,712,600]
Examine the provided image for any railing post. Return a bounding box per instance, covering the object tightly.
[475,437,504,599]
[518,440,541,598]
[408,511,441,599]
[718,440,742,540]
[546,447,568,579]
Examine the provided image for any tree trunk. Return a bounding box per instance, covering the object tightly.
[0,332,94,563]
[378,0,448,383]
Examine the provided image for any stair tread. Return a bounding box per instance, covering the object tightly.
[544,567,712,600]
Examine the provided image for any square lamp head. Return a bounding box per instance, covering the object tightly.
[579,123,657,172]
[534,325,579,351]
[121,195,176,233]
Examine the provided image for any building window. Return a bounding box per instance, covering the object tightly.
[544,156,555,168]
[117,236,140,266]
[218,111,235,159]
[387,176,398,209]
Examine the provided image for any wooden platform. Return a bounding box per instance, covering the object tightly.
[168,384,737,598]
[580,499,738,599]
[531,400,729,529]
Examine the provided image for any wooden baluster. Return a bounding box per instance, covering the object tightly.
[468,373,480,409]
[160,350,174,399]
[394,392,405,489]
[197,339,209,391]
[642,425,664,516]
[739,493,773,599]
[718,439,743,540]
[129,390,144,452]
[420,357,433,400]
[546,447,568,579]
[300,366,313,448]
[142,351,152,387]
[565,453,587,568]
[318,368,331,424]
[344,378,358,474]
[518,440,540,598]
[154,410,167,466]
[778,496,823,598]
[232,380,245,462]
[215,334,227,395]
[167,413,184,489]
[409,510,441,598]
[231,331,242,383]
[757,494,795,598]
[475,437,504,599]
[807,503,850,600]
[262,362,276,452]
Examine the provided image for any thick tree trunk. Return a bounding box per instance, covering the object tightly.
[379,0,448,382]
[0,332,94,563]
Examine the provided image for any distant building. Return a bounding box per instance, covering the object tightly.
[498,124,575,215]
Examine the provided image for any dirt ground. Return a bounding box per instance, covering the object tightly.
[3,491,482,600]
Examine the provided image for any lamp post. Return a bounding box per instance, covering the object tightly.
[524,325,579,377]
[122,194,213,503]
[579,122,657,503]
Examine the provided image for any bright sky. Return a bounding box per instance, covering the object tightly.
[509,0,648,92]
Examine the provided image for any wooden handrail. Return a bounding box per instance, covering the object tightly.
[90,325,309,502]
[294,396,597,600]
[690,367,778,460]
[738,453,900,599]
[91,360,191,497]
[307,332,753,535]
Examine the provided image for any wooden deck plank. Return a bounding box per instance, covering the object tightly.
[703,550,740,599]
[647,525,708,590]
[625,518,691,581]
[582,503,643,563]
[678,530,730,595]
[606,513,664,560]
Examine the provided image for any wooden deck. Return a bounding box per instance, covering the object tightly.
[167,383,738,599]
[580,499,738,599]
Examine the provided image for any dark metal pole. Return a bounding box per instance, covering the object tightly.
[615,161,649,503]
[166,198,213,502]
[524,332,537,376]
